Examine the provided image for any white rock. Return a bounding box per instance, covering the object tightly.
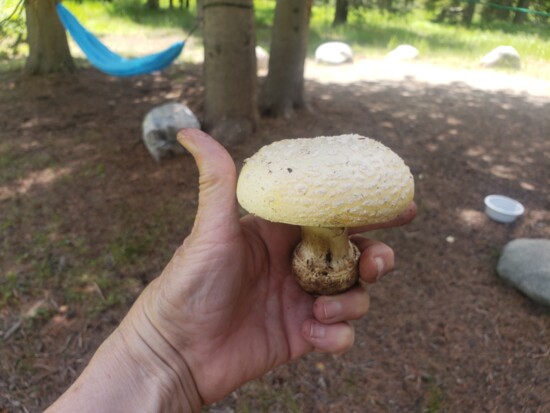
[497,238,550,306]
[385,44,419,61]
[142,103,200,162]
[255,46,269,72]
[480,46,521,69]
[315,42,353,65]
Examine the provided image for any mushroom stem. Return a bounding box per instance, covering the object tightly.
[292,226,360,295]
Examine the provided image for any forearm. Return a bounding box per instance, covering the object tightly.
[46,290,203,413]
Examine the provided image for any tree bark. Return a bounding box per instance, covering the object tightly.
[24,0,75,75]
[202,0,258,145]
[462,1,476,26]
[333,0,349,26]
[147,0,160,9]
[260,0,312,118]
[196,0,204,19]
[482,0,513,21]
[513,0,529,23]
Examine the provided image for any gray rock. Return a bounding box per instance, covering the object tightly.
[385,44,419,61]
[142,103,200,161]
[480,46,521,69]
[497,238,550,306]
[315,42,353,65]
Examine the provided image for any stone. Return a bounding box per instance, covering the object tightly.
[314,42,353,65]
[480,46,521,69]
[142,103,200,162]
[497,238,550,306]
[385,44,419,61]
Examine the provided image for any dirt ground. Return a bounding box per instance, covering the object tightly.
[0,58,549,413]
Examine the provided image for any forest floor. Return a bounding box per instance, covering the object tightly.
[0,56,549,413]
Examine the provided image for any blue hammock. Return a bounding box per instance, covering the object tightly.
[56,3,185,77]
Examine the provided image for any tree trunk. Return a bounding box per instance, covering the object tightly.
[147,0,160,10]
[462,2,476,26]
[202,0,258,145]
[333,0,349,26]
[260,0,312,118]
[484,0,513,21]
[378,0,393,12]
[196,0,204,19]
[513,0,529,23]
[24,0,75,75]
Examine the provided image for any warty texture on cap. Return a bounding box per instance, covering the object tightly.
[237,134,414,227]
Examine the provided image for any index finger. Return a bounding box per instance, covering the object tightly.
[348,201,417,235]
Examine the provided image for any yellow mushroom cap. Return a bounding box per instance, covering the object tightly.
[236,134,414,227]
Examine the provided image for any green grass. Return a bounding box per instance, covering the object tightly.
[0,212,142,316]
[61,0,197,35]
[0,0,27,65]
[309,7,550,78]
[232,380,303,413]
[0,272,23,307]
[1,0,548,78]
[423,378,446,412]
[0,145,57,186]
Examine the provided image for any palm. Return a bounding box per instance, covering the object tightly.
[159,215,315,403]
[146,129,415,405]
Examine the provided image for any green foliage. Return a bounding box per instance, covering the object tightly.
[0,0,26,59]
[420,0,550,25]
[308,3,550,78]
[317,0,550,25]
[1,0,547,77]
[480,0,550,24]
[108,0,197,28]
[61,0,197,34]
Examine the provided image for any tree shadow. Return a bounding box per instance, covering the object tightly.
[1,62,549,412]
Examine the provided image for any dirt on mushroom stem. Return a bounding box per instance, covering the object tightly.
[292,226,361,295]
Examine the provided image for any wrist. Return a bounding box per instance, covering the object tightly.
[116,286,203,413]
[47,283,203,413]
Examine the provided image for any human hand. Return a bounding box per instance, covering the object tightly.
[120,129,416,407]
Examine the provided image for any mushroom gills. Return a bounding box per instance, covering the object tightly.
[292,226,360,295]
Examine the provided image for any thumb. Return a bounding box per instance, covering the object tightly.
[177,128,241,241]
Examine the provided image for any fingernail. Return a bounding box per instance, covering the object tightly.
[309,322,326,339]
[323,301,342,320]
[374,257,385,280]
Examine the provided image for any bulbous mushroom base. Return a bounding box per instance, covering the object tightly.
[291,227,361,295]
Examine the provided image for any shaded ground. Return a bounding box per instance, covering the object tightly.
[0,59,549,412]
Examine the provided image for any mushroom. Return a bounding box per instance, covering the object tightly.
[236,134,414,295]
